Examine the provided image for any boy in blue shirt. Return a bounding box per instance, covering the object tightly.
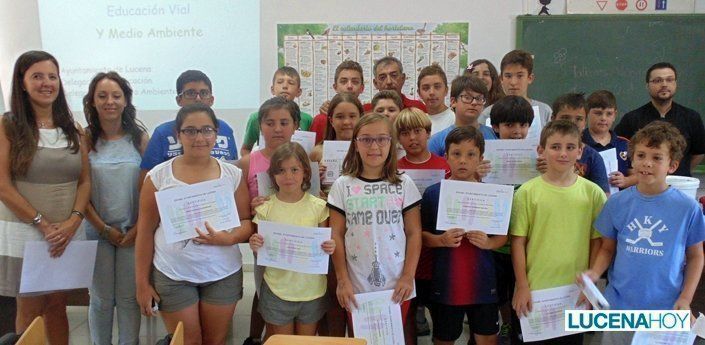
[140,70,238,176]
[428,76,497,157]
[584,121,705,344]
[582,90,636,189]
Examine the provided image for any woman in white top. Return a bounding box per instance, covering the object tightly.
[135,103,252,345]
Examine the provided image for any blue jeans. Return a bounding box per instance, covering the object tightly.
[88,241,140,345]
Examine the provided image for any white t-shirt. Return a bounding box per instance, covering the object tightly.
[327,174,421,294]
[149,159,244,283]
[429,107,455,136]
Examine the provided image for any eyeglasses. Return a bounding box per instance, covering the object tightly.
[356,135,392,147]
[179,127,217,138]
[178,89,212,99]
[648,77,676,84]
[458,94,486,104]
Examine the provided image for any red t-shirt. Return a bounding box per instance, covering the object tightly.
[363,94,427,113]
[397,153,450,280]
[310,113,328,144]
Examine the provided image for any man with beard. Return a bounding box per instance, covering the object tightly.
[615,62,705,176]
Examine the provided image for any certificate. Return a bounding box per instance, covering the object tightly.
[483,139,538,185]
[258,130,315,154]
[20,241,98,293]
[322,140,351,184]
[256,220,331,274]
[598,148,620,195]
[436,180,514,235]
[631,331,697,345]
[351,290,404,345]
[693,313,705,339]
[256,162,321,197]
[155,178,240,244]
[519,284,587,342]
[526,105,543,144]
[400,169,445,195]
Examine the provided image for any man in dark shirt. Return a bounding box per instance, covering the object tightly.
[615,62,705,176]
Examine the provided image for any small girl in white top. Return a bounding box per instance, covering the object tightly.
[135,103,252,344]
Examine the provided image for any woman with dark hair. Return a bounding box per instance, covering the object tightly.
[0,50,90,344]
[466,59,505,106]
[83,71,148,345]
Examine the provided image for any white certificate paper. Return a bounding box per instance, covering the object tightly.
[519,284,586,342]
[352,290,404,345]
[631,331,697,345]
[256,162,321,197]
[155,178,240,244]
[598,148,620,195]
[436,180,514,235]
[483,139,538,185]
[400,169,445,195]
[256,220,331,274]
[259,130,315,154]
[20,240,98,293]
[526,105,543,144]
[322,140,351,184]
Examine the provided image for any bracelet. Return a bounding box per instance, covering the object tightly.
[71,210,85,220]
[29,212,43,225]
[100,224,111,239]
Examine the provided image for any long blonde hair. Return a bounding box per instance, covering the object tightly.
[341,113,401,184]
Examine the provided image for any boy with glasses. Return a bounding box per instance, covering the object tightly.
[428,76,497,157]
[140,70,238,176]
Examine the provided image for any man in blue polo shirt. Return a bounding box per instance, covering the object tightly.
[140,70,238,177]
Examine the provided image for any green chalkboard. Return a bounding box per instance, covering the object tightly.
[516,14,705,123]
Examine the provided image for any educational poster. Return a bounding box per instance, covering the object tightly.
[567,0,694,13]
[278,22,469,114]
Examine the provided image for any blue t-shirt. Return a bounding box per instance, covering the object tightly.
[428,124,497,157]
[421,182,497,306]
[582,129,631,176]
[140,119,238,170]
[576,145,609,193]
[594,186,705,310]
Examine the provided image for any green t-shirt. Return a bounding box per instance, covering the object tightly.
[494,184,522,255]
[242,110,313,150]
[509,176,606,290]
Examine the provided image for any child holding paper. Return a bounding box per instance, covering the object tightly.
[582,122,705,345]
[421,126,507,345]
[327,113,422,342]
[394,107,450,338]
[488,95,535,344]
[134,103,253,345]
[511,120,606,345]
[238,96,300,345]
[248,142,335,340]
[582,90,636,189]
[309,92,362,337]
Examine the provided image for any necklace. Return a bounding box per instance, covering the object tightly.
[37,120,52,129]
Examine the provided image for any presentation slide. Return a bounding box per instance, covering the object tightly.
[38,0,260,111]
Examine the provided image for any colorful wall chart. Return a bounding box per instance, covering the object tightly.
[277,22,469,114]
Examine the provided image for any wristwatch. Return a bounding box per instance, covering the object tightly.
[101,224,112,239]
[30,212,43,225]
[71,210,85,220]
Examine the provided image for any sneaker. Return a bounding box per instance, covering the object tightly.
[498,324,511,345]
[242,337,262,345]
[416,318,431,336]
